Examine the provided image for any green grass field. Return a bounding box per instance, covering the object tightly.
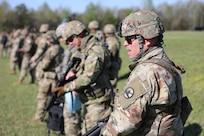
[0,31,204,136]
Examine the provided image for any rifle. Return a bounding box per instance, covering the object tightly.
[40,57,81,122]
[27,55,44,73]
[83,116,109,136]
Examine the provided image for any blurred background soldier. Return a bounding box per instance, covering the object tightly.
[103,24,121,90]
[29,30,64,123]
[0,32,8,58]
[88,20,105,42]
[30,23,49,84]
[9,29,22,75]
[52,20,113,134]
[17,28,36,84]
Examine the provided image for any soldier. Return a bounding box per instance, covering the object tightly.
[55,22,82,136]
[17,28,36,84]
[30,23,49,84]
[100,10,186,136]
[9,29,22,75]
[103,24,121,90]
[88,20,105,42]
[29,30,64,122]
[52,20,113,134]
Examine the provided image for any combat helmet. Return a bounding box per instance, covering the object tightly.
[118,10,165,39]
[88,20,99,29]
[46,30,58,43]
[55,23,68,38]
[103,24,116,34]
[39,24,49,33]
[62,20,86,40]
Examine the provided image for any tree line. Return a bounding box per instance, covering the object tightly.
[0,0,204,32]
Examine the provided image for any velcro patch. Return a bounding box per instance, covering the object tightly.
[119,77,148,110]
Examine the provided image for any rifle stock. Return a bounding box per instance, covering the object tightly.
[40,57,81,122]
[83,116,109,136]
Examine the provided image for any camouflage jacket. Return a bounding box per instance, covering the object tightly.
[64,35,112,104]
[40,43,64,79]
[32,34,47,60]
[101,47,184,136]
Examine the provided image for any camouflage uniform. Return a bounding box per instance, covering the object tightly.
[101,10,185,136]
[33,30,64,120]
[55,23,82,136]
[60,21,113,134]
[9,29,21,74]
[32,24,49,83]
[88,20,105,42]
[103,24,121,89]
[18,29,36,84]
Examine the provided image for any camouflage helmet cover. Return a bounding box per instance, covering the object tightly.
[118,10,165,39]
[62,20,86,40]
[39,24,49,33]
[55,23,68,38]
[88,20,99,29]
[103,24,116,34]
[46,30,58,42]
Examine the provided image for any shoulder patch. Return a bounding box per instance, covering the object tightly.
[119,76,148,110]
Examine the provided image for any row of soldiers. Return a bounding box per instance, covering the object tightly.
[5,20,122,135]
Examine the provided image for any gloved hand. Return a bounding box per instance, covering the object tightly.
[52,86,65,97]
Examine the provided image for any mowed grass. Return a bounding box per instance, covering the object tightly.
[0,31,204,136]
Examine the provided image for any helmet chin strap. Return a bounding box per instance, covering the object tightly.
[131,35,144,62]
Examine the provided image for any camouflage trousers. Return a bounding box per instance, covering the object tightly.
[63,100,81,136]
[34,77,56,119]
[19,56,35,82]
[82,100,112,135]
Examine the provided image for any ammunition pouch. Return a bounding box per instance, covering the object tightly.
[44,72,57,79]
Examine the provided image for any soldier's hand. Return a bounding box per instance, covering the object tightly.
[52,86,65,97]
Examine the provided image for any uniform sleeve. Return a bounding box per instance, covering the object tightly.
[100,75,149,135]
[64,48,102,92]
[33,38,47,59]
[41,47,58,70]
[22,37,32,53]
[107,38,118,56]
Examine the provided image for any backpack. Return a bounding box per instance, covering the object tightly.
[46,96,65,135]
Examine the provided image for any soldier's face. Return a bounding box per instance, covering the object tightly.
[66,36,81,49]
[124,36,140,60]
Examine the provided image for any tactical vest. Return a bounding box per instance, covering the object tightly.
[75,35,112,103]
[142,58,192,126]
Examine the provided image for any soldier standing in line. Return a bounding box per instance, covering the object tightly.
[100,10,186,136]
[17,29,36,84]
[88,20,105,43]
[29,30,64,123]
[52,20,113,134]
[30,24,49,84]
[9,29,22,75]
[103,24,122,90]
[55,23,82,136]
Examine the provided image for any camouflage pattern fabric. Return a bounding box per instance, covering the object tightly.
[34,43,63,120]
[33,34,48,83]
[9,33,21,74]
[105,35,121,89]
[100,47,184,136]
[63,35,113,134]
[18,34,35,83]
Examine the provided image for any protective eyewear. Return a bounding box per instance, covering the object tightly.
[125,35,137,44]
[66,35,75,43]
